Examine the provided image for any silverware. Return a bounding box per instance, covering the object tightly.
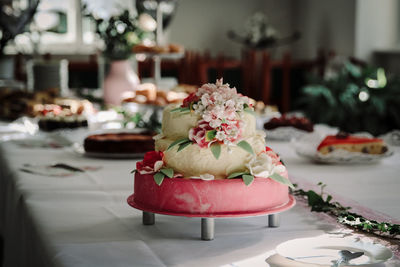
[331,250,364,267]
[50,163,84,172]
[22,163,84,173]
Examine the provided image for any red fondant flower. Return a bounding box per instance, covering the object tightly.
[182,92,199,107]
[136,151,164,174]
[188,120,214,148]
[264,147,282,166]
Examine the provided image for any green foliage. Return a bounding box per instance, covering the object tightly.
[227,171,248,179]
[205,130,217,142]
[160,168,174,178]
[210,143,221,159]
[298,62,400,136]
[116,109,161,133]
[242,174,254,186]
[170,107,190,114]
[153,172,164,186]
[237,140,255,155]
[294,183,400,239]
[167,138,192,151]
[269,173,294,189]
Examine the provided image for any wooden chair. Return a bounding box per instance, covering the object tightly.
[197,53,254,94]
[260,51,292,113]
[259,49,331,113]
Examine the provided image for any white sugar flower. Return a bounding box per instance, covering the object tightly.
[190,174,215,181]
[246,153,286,178]
[215,131,226,141]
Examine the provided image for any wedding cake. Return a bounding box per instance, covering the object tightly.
[131,79,294,215]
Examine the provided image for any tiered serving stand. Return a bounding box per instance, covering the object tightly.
[127,194,295,240]
[134,1,183,88]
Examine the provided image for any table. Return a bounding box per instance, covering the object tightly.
[1,128,399,267]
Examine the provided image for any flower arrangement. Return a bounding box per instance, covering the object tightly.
[84,9,154,60]
[0,1,39,55]
[169,79,255,159]
[227,12,300,49]
[294,182,400,239]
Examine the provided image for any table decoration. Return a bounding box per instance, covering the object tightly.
[293,183,400,240]
[84,6,155,105]
[227,12,300,50]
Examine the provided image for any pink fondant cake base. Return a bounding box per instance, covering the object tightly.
[130,172,295,217]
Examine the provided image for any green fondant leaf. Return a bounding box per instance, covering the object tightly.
[205,130,217,142]
[244,107,255,115]
[177,141,192,152]
[210,142,221,159]
[170,107,190,114]
[237,140,254,155]
[130,169,136,174]
[269,173,294,189]
[167,138,191,151]
[227,171,248,179]
[160,168,174,178]
[153,172,165,186]
[179,107,191,114]
[242,174,255,186]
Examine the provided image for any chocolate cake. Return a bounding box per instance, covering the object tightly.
[84,133,155,154]
[264,115,314,132]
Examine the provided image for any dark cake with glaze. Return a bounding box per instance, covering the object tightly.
[84,132,155,154]
[264,115,314,132]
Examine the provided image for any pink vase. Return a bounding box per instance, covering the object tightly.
[103,60,140,106]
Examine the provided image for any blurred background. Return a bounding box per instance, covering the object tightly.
[1,0,400,135]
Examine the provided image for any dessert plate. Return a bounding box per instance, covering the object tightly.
[293,133,394,164]
[265,127,311,141]
[72,143,145,159]
[276,235,393,266]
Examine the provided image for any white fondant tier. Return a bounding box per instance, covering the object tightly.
[161,104,257,139]
[155,132,266,178]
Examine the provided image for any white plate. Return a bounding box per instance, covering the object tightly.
[293,132,394,164]
[276,235,393,266]
[72,143,145,159]
[265,126,311,141]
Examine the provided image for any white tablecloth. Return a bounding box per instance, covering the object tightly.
[1,128,400,267]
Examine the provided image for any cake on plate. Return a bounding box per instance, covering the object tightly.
[317,132,388,155]
[38,104,88,131]
[84,132,155,154]
[130,79,294,215]
[264,115,314,132]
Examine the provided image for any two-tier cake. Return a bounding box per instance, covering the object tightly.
[129,79,294,216]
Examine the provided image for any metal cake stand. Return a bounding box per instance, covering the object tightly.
[127,194,296,241]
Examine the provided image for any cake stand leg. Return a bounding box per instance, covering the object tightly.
[143,211,155,225]
[268,214,280,227]
[201,218,214,241]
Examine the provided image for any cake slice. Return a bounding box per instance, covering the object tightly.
[317,133,388,155]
